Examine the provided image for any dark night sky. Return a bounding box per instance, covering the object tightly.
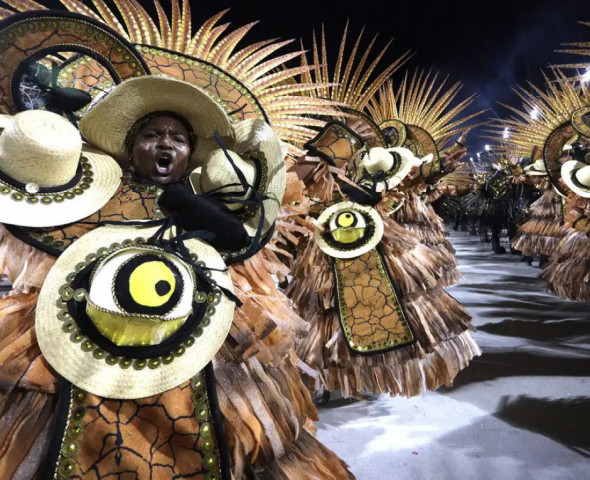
[13,0,590,154]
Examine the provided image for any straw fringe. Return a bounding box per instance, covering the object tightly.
[287,231,477,398]
[0,292,58,479]
[202,259,353,477]
[254,429,354,480]
[393,193,460,287]
[0,225,55,294]
[511,189,566,257]
[543,229,590,301]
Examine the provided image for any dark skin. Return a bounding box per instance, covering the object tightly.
[129,116,191,184]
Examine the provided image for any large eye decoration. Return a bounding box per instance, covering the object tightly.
[315,201,384,259]
[114,254,183,316]
[86,247,196,346]
[329,210,367,244]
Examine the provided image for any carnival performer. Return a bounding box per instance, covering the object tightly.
[0,6,354,478]
[367,74,483,287]
[284,27,481,402]
[544,141,590,302]
[509,152,566,268]
[491,70,590,301]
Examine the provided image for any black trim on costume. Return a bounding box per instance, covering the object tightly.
[320,216,376,253]
[2,223,64,257]
[204,362,232,480]
[329,245,416,357]
[42,378,72,480]
[0,162,84,194]
[67,261,210,359]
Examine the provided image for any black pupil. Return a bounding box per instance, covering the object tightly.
[155,280,171,296]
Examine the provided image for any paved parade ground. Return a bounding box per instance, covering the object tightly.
[317,232,590,480]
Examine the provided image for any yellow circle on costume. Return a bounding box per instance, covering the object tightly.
[336,212,355,228]
[129,260,176,307]
[315,201,384,259]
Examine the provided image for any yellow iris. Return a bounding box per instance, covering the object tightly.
[128,260,176,307]
[336,212,356,228]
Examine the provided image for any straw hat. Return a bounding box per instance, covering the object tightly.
[79,76,234,164]
[36,224,235,399]
[190,118,285,236]
[315,201,384,259]
[561,160,590,198]
[524,158,547,176]
[358,146,427,192]
[0,110,121,228]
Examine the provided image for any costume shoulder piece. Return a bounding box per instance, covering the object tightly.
[0,9,148,117]
[304,120,365,168]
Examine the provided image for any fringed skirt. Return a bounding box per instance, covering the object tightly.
[395,192,461,287]
[287,214,480,398]
[543,228,590,302]
[512,189,566,257]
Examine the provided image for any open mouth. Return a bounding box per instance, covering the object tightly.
[155,155,173,176]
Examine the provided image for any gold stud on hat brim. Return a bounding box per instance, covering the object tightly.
[315,201,384,259]
[0,144,122,228]
[191,119,285,237]
[35,224,235,399]
[562,160,590,198]
[79,76,234,164]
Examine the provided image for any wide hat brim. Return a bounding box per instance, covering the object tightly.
[315,201,384,259]
[359,147,416,192]
[0,143,122,228]
[561,160,590,198]
[191,118,285,237]
[79,76,234,164]
[36,224,235,399]
[524,161,547,176]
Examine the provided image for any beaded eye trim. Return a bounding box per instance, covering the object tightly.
[320,208,377,252]
[56,238,221,371]
[0,155,94,204]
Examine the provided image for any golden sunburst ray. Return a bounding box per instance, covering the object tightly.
[0,0,343,154]
[301,22,412,111]
[556,21,590,79]
[367,70,486,149]
[485,69,590,157]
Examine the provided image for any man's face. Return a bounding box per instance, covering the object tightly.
[130,116,191,184]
